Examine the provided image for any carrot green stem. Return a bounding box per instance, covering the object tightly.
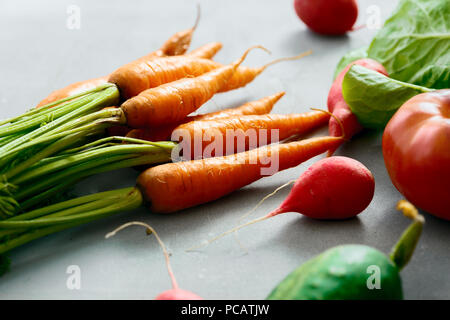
[0,141,175,216]
[0,84,119,157]
[12,141,175,185]
[390,200,425,271]
[0,187,143,254]
[5,128,98,180]
[0,83,115,128]
[16,149,171,201]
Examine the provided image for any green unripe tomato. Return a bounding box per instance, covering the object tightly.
[267,245,403,300]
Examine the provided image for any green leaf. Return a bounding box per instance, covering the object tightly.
[390,200,425,271]
[333,46,368,80]
[367,0,450,89]
[342,65,432,129]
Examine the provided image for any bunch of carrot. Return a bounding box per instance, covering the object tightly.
[0,11,344,273]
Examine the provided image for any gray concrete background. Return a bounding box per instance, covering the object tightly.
[0,0,449,300]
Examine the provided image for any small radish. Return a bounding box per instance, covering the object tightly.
[106,221,202,300]
[293,0,358,35]
[272,156,375,219]
[192,156,374,249]
[327,58,388,155]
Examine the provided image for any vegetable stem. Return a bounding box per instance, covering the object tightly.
[390,200,425,271]
[0,187,143,254]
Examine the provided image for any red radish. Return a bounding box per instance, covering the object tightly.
[106,221,202,300]
[193,156,374,249]
[293,0,358,35]
[327,58,388,155]
[272,156,374,219]
[155,288,203,300]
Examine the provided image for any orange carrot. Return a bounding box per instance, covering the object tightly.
[173,111,330,157]
[154,5,201,56]
[36,76,109,108]
[121,46,267,128]
[137,135,343,213]
[125,92,284,141]
[190,91,284,121]
[36,14,201,108]
[108,56,221,101]
[185,42,223,59]
[220,50,312,92]
[113,49,310,102]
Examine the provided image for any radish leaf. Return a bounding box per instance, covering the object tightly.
[367,0,450,89]
[342,65,432,129]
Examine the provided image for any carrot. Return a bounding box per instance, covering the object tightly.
[121,46,267,127]
[185,42,223,59]
[108,56,224,101]
[0,135,343,259]
[190,92,284,121]
[173,111,330,157]
[220,50,312,92]
[137,135,343,213]
[155,4,201,56]
[36,77,109,108]
[35,10,202,108]
[113,49,310,102]
[125,92,285,142]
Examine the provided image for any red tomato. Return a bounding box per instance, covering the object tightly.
[382,90,450,220]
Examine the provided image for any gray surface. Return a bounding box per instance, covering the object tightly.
[0,0,449,300]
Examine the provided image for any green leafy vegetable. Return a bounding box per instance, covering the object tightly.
[367,0,450,89]
[333,46,368,80]
[342,65,432,129]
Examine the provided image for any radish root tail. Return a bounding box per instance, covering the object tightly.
[187,179,296,252]
[238,179,296,223]
[186,215,271,252]
[233,45,271,70]
[192,4,201,31]
[106,221,179,289]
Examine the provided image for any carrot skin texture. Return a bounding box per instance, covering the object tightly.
[108,56,222,101]
[174,111,330,157]
[186,42,223,59]
[327,58,388,154]
[126,92,285,141]
[137,136,343,213]
[111,59,267,102]
[157,29,194,57]
[121,68,227,127]
[121,49,256,128]
[219,66,263,92]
